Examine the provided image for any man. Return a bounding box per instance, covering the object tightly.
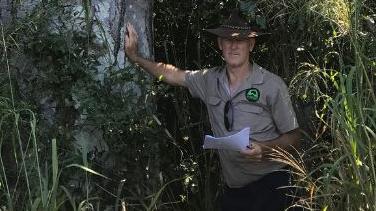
[125,9,301,211]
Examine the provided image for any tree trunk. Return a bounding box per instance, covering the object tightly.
[2,0,160,207]
[91,0,153,69]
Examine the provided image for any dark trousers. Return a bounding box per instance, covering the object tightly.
[221,170,301,211]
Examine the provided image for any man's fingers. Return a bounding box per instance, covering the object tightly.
[127,24,134,36]
[239,145,263,160]
[124,24,129,47]
[125,23,138,47]
[124,23,139,62]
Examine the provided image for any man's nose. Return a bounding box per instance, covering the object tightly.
[230,41,238,49]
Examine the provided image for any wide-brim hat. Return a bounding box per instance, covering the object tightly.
[204,9,269,39]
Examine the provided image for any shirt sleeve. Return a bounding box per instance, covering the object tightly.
[271,78,299,133]
[183,69,209,102]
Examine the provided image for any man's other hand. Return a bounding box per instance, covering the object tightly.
[239,142,263,161]
[124,23,139,62]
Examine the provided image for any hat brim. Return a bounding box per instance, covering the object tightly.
[204,28,269,39]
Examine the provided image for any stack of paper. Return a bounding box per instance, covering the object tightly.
[202,127,250,151]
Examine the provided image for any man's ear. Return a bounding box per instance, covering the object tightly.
[249,38,256,52]
[217,37,223,50]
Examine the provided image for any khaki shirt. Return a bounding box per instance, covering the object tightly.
[184,63,299,187]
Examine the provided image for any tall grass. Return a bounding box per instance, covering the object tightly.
[0,95,114,210]
[0,99,61,210]
[1,22,37,210]
[287,0,376,210]
[1,21,64,209]
[0,21,112,211]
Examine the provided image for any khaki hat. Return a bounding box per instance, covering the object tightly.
[204,9,269,39]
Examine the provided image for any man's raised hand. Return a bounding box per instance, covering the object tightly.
[124,23,139,62]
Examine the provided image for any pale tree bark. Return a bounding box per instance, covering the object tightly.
[90,0,153,70]
[0,0,40,25]
[1,0,154,144]
[1,0,154,117]
[2,0,161,203]
[85,2,162,205]
[90,0,154,97]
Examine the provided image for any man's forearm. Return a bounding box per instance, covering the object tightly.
[130,56,186,86]
[124,23,186,86]
[258,128,301,155]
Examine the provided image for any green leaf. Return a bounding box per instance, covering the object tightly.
[51,138,58,208]
[66,164,110,180]
[322,205,328,211]
[31,197,41,211]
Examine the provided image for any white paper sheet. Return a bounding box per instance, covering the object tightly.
[202,127,251,151]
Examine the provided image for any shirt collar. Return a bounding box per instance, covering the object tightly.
[217,63,264,95]
[247,63,264,85]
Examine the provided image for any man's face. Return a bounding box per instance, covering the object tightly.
[218,37,255,68]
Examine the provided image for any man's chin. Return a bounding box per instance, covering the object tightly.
[226,62,243,68]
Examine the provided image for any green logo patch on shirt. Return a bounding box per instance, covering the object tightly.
[245,88,260,102]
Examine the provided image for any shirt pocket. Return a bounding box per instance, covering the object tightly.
[236,103,263,114]
[234,102,267,132]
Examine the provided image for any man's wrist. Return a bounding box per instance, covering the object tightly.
[128,55,139,63]
[254,141,273,157]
